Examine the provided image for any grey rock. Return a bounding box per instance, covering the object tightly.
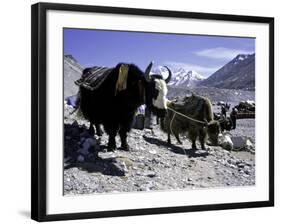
[228,164,237,169]
[237,163,245,168]
[148,149,157,154]
[231,136,247,150]
[145,171,156,178]
[219,134,233,150]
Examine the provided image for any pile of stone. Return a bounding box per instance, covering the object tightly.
[64,121,100,165]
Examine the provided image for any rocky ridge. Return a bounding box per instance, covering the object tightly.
[200,54,255,90]
[64,55,83,97]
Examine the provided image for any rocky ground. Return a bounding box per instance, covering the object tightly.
[63,106,255,195]
[168,86,255,106]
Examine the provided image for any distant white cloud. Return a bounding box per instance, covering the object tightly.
[165,61,220,77]
[194,47,254,60]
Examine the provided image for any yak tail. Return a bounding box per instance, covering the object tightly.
[160,116,171,133]
[160,117,166,132]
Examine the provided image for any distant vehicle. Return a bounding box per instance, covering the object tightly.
[234,100,255,119]
[236,100,255,112]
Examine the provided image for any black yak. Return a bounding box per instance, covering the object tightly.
[160,94,221,150]
[75,62,172,151]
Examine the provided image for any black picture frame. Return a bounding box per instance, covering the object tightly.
[31,2,274,222]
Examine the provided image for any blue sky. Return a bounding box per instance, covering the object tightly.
[64,28,255,77]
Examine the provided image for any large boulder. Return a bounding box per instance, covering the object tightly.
[219,134,254,151]
[218,133,233,150]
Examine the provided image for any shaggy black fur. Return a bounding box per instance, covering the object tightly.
[78,63,168,151]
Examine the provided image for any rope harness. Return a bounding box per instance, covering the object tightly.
[166,107,251,152]
[166,106,208,126]
[168,110,188,158]
[166,105,211,158]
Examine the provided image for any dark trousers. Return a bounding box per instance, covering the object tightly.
[231,116,236,129]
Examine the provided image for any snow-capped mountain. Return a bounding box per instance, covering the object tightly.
[152,66,205,88]
[234,54,250,63]
[170,69,205,87]
[200,53,255,90]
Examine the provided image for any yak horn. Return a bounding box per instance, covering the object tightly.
[144,61,154,82]
[163,66,172,83]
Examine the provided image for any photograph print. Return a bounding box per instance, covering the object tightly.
[63,28,256,195]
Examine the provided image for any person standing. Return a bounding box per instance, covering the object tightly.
[221,105,227,118]
[230,107,238,129]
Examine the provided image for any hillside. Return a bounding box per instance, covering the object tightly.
[200,54,255,90]
[64,55,83,97]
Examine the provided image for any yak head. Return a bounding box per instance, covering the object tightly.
[207,120,221,145]
[143,62,172,118]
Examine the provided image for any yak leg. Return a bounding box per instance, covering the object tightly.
[89,123,103,136]
[119,128,129,151]
[166,120,173,144]
[167,127,182,144]
[104,124,118,151]
[191,140,197,150]
[189,128,198,150]
[167,133,171,144]
[108,131,117,151]
[88,122,95,135]
[175,132,182,145]
[119,114,134,151]
[199,129,207,150]
[95,124,103,136]
[167,123,172,144]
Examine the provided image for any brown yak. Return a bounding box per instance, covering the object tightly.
[160,94,221,150]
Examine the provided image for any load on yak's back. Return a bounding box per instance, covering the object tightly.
[161,94,221,150]
[74,61,173,151]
